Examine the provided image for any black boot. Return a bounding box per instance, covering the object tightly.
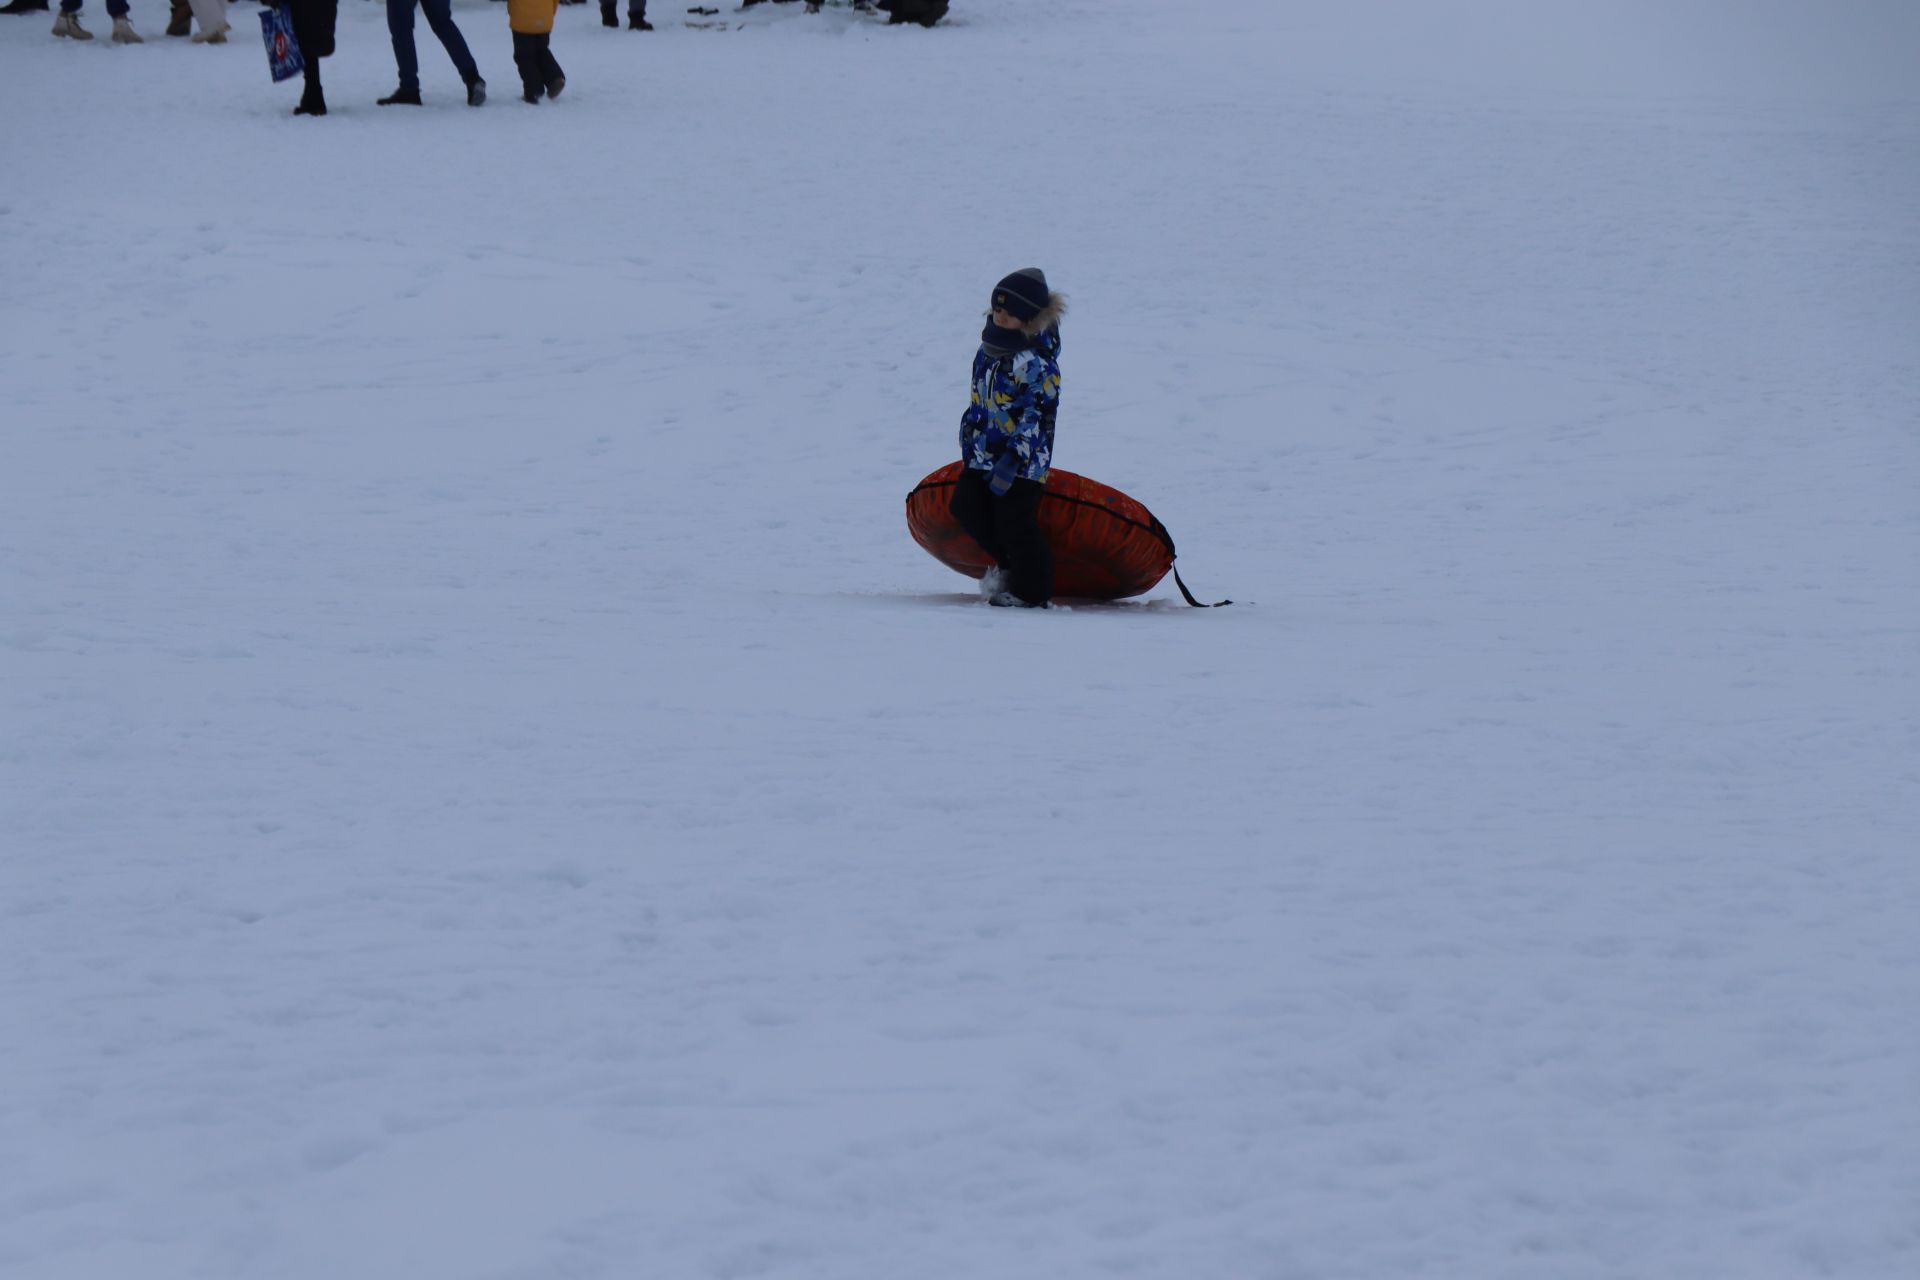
[512,31,543,102]
[885,0,946,24]
[599,0,615,25]
[538,34,564,99]
[294,68,327,116]
[377,85,423,106]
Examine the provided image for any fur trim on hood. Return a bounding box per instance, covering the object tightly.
[1020,292,1067,337]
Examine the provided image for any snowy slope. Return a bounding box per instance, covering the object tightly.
[4,2,1918,1277]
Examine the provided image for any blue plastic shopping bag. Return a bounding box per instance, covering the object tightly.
[259,5,304,83]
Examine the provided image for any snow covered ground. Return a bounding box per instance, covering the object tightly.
[4,1,1918,1276]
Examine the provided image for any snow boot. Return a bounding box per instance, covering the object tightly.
[110,13,140,40]
[50,10,90,37]
[190,27,225,42]
[294,72,326,116]
[627,9,649,29]
[165,0,187,33]
[466,77,486,107]
[881,0,944,24]
[377,85,424,105]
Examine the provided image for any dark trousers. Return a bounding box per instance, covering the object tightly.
[62,0,130,15]
[511,30,563,94]
[950,467,1054,606]
[388,0,480,91]
[290,0,337,58]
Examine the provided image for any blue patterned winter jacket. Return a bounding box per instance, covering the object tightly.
[959,328,1063,487]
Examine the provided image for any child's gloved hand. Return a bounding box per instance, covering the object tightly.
[987,451,1021,496]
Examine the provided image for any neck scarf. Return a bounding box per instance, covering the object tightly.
[980,319,1035,358]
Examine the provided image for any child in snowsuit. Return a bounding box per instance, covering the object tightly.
[950,268,1066,608]
[507,0,565,104]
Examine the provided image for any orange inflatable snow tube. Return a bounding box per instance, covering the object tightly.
[906,461,1223,603]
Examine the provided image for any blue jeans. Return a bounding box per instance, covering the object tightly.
[62,0,132,15]
[387,0,481,91]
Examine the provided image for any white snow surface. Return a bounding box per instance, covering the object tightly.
[4,1,1919,1276]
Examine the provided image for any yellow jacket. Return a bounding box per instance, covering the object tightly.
[508,0,557,34]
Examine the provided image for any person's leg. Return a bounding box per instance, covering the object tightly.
[990,479,1053,606]
[51,0,86,35]
[386,0,421,93]
[291,0,338,61]
[296,61,326,114]
[536,7,563,99]
[418,0,479,85]
[949,467,1004,567]
[291,0,329,114]
[103,0,139,40]
[507,0,550,100]
[511,30,542,100]
[185,0,225,33]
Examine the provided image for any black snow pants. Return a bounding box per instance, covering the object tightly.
[949,467,1054,607]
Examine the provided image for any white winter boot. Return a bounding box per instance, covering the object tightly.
[188,0,228,40]
[111,13,141,40]
[51,10,92,37]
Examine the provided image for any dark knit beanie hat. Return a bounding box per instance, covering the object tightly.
[991,268,1051,323]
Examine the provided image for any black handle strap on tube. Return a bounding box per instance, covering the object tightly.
[1171,567,1231,608]
[1148,515,1231,608]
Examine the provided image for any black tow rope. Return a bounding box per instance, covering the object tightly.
[1149,515,1231,608]
[1171,567,1231,608]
